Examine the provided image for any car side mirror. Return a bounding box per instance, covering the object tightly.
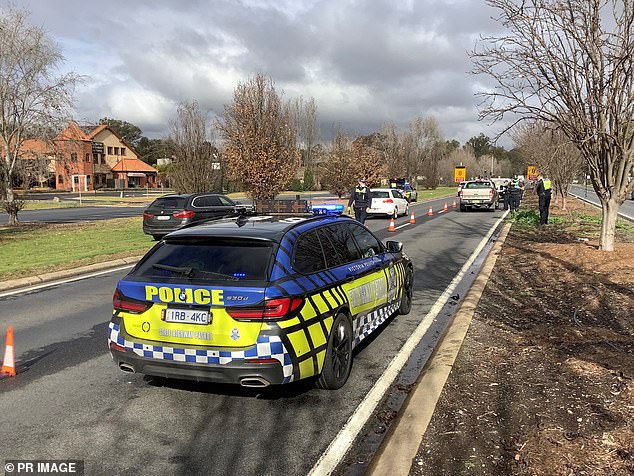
[235,200,242,204]
[385,240,403,253]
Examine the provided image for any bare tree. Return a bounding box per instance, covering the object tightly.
[379,122,405,179]
[167,102,222,193]
[471,0,634,251]
[286,96,320,189]
[218,74,300,201]
[513,121,584,210]
[404,116,445,188]
[0,6,79,225]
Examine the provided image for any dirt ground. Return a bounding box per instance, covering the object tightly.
[412,195,634,476]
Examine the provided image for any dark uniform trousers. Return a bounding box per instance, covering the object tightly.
[354,207,368,224]
[539,193,551,225]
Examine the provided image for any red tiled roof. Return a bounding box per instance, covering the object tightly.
[56,121,90,141]
[111,158,158,173]
[86,124,108,139]
[20,139,52,154]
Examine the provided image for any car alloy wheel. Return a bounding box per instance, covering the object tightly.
[316,313,353,390]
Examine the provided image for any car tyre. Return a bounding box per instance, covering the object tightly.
[398,267,414,315]
[316,313,353,390]
[404,204,409,217]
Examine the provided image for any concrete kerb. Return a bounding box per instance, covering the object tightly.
[367,222,512,476]
[0,256,143,293]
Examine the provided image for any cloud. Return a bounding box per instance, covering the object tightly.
[19,0,512,145]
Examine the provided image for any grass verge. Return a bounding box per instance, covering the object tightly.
[0,217,154,281]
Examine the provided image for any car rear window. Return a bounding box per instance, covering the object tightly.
[150,197,188,208]
[465,182,493,189]
[371,191,390,198]
[131,239,273,283]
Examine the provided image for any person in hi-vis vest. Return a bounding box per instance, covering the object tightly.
[535,174,552,225]
[347,178,371,224]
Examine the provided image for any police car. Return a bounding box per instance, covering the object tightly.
[108,206,414,390]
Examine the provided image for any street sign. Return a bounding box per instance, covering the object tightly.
[454,166,466,183]
[527,165,538,181]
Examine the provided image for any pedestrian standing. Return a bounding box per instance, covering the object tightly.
[509,180,522,212]
[347,178,371,224]
[503,180,512,210]
[535,173,552,225]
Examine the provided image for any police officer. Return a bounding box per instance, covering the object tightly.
[535,173,552,225]
[347,178,371,224]
[508,180,522,212]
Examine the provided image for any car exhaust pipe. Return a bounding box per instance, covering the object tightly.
[119,363,136,373]
[240,377,270,388]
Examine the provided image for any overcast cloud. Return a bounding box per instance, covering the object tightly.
[17,0,510,146]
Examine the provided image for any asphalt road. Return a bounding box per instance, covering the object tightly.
[0,192,340,225]
[568,184,634,219]
[0,198,503,475]
[0,206,146,225]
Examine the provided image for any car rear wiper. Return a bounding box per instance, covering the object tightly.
[153,263,194,277]
[152,263,239,281]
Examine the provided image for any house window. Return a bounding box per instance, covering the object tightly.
[114,147,119,155]
[87,175,91,184]
[58,175,63,184]
[85,153,90,162]
[107,146,113,155]
[121,148,126,156]
[71,152,77,162]
[93,153,99,164]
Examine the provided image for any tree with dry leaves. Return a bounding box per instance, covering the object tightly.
[0,6,79,225]
[471,0,634,251]
[320,131,357,198]
[218,74,300,201]
[166,102,222,193]
[513,121,584,210]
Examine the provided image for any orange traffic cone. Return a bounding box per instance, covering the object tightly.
[1,326,16,377]
[409,211,415,224]
[427,206,433,216]
[388,217,396,232]
[452,199,457,208]
[443,202,448,212]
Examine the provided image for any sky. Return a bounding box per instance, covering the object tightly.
[16,0,512,147]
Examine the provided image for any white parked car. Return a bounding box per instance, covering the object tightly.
[368,188,409,218]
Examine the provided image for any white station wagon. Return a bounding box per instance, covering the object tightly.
[367,188,410,218]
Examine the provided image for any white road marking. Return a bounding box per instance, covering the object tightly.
[394,223,410,230]
[0,265,134,298]
[308,211,509,476]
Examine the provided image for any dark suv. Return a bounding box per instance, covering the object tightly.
[109,213,414,389]
[142,193,247,240]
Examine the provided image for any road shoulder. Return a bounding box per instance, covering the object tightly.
[367,223,511,476]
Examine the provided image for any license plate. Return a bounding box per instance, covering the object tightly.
[163,308,210,325]
[156,215,170,220]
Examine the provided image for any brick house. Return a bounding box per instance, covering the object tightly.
[19,121,158,191]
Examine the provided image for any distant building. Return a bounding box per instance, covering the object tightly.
[19,121,158,191]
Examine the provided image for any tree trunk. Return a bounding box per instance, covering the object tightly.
[560,191,567,211]
[3,174,19,226]
[599,198,619,251]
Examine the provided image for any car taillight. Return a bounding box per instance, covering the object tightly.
[489,189,494,199]
[383,199,394,204]
[173,210,195,219]
[143,211,154,219]
[227,297,304,321]
[113,288,153,314]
